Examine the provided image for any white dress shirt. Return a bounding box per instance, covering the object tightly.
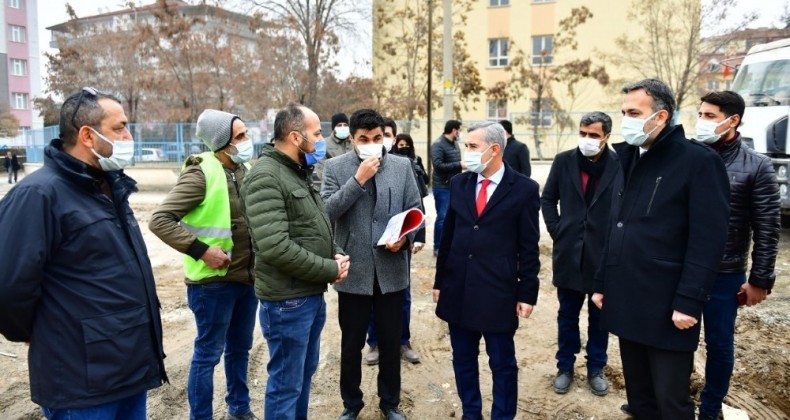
[475,164,506,203]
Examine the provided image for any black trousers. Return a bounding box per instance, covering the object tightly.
[338,281,404,412]
[619,338,695,420]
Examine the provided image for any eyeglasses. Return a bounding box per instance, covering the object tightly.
[71,86,100,130]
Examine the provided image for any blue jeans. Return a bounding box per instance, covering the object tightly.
[448,324,517,420]
[187,282,258,420]
[432,187,450,249]
[700,272,745,417]
[367,282,411,346]
[555,287,608,374]
[41,391,146,419]
[260,294,326,420]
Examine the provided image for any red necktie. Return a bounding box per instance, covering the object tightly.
[476,179,491,216]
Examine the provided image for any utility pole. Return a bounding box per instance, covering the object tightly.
[442,0,453,122]
[426,0,433,177]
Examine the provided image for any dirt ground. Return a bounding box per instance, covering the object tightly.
[1,174,790,419]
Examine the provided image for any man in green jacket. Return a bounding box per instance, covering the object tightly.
[241,103,349,420]
[149,109,258,420]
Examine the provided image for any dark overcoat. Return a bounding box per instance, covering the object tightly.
[541,148,620,293]
[593,125,730,352]
[434,165,541,333]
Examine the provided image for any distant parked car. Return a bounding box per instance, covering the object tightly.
[139,147,166,162]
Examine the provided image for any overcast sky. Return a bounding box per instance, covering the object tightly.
[36,0,788,92]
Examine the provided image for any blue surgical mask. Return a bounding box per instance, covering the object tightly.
[621,111,661,147]
[298,134,326,166]
[305,140,326,166]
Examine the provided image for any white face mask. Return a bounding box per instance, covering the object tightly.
[621,111,661,147]
[383,136,394,152]
[463,145,493,174]
[578,137,603,157]
[357,143,383,160]
[695,117,732,144]
[226,139,253,163]
[90,127,134,171]
[335,126,350,139]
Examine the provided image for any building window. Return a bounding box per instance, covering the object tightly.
[8,0,23,8]
[490,0,509,6]
[487,100,507,120]
[489,38,508,67]
[12,93,28,109]
[9,25,25,43]
[11,59,27,76]
[532,35,553,65]
[707,80,721,91]
[529,99,553,127]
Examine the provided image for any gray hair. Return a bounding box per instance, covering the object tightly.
[273,103,306,142]
[622,79,676,118]
[580,111,613,136]
[467,121,506,150]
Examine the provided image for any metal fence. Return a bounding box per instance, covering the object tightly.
[20,111,703,164]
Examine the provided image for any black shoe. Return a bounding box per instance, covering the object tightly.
[621,404,633,417]
[339,408,360,420]
[553,370,573,394]
[380,408,406,420]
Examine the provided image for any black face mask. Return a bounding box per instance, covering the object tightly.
[395,147,410,155]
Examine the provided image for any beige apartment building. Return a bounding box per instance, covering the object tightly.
[373,0,668,155]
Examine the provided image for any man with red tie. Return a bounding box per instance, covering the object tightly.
[432,121,541,420]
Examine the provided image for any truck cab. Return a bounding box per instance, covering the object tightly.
[731,38,790,220]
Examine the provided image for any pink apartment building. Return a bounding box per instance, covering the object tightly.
[1,0,41,130]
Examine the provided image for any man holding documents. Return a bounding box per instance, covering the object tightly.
[322,109,422,420]
[433,121,541,420]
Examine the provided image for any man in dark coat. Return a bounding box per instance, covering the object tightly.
[499,120,531,177]
[692,91,780,420]
[433,121,540,420]
[0,87,167,418]
[591,79,730,420]
[5,150,20,183]
[541,111,619,397]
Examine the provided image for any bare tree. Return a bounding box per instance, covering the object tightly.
[489,7,608,160]
[312,73,377,118]
[248,0,364,107]
[43,1,283,123]
[606,0,757,111]
[0,105,20,137]
[44,3,155,122]
[32,96,61,127]
[374,0,484,132]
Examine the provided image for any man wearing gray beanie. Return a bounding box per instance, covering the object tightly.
[150,109,258,420]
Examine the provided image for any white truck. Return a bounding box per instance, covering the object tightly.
[731,38,790,224]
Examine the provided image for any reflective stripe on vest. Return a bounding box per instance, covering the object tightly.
[180,152,233,280]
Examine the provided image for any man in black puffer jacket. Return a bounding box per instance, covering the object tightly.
[692,90,780,420]
[430,120,465,256]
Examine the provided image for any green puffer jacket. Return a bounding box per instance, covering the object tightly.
[240,144,341,301]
